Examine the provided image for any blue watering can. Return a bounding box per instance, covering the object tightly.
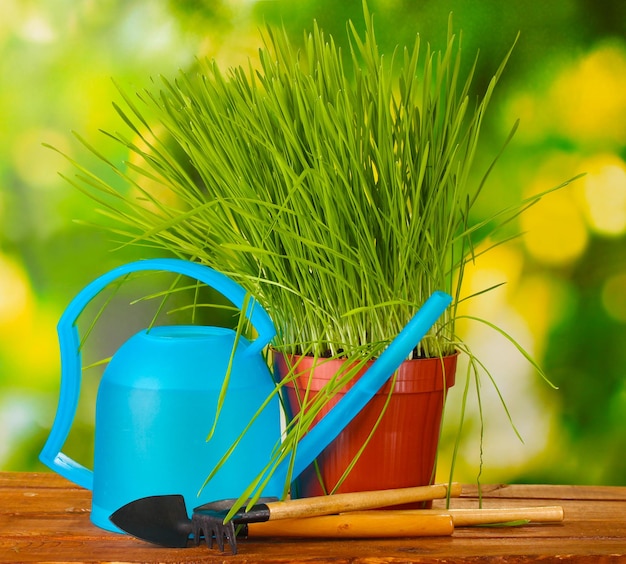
[41,258,452,533]
[40,258,280,532]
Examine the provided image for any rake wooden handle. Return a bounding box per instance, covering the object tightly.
[349,505,564,526]
[266,482,462,521]
[248,511,454,538]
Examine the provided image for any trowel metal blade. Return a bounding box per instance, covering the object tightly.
[110,494,191,548]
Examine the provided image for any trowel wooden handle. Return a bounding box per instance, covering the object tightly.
[266,483,462,521]
[248,512,454,538]
[434,505,564,526]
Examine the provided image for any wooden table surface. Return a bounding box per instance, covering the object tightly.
[1,472,625,563]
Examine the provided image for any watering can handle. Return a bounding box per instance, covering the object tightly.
[39,258,276,490]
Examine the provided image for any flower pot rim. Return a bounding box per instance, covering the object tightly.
[270,348,460,361]
[274,350,458,394]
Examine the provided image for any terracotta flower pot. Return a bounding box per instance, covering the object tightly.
[275,352,457,500]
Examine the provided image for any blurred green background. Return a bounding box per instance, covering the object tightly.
[1,0,624,486]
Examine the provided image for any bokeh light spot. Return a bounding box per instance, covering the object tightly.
[19,14,56,43]
[550,42,626,146]
[580,154,626,236]
[12,128,72,190]
[456,242,524,337]
[504,41,626,148]
[512,274,577,359]
[521,186,587,266]
[0,255,31,324]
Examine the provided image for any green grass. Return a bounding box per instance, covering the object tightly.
[59,9,580,362]
[57,12,532,360]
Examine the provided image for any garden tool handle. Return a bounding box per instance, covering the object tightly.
[247,511,454,538]
[266,482,461,521]
[40,258,275,490]
[281,290,452,482]
[254,504,564,539]
[366,505,565,526]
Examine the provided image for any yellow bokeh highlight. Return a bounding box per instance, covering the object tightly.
[12,128,72,190]
[511,276,553,356]
[0,255,31,324]
[456,241,525,335]
[549,42,626,146]
[126,125,185,215]
[511,274,575,361]
[503,41,626,148]
[579,154,626,237]
[454,242,567,373]
[520,156,588,266]
[521,190,588,266]
[0,254,59,389]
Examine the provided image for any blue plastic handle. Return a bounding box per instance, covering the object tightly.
[39,258,276,490]
[273,290,452,485]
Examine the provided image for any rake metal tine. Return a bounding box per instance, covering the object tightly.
[214,523,225,552]
[191,513,238,554]
[191,514,209,548]
[209,520,237,554]
[191,517,204,547]
[220,520,238,554]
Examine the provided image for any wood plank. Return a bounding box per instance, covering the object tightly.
[3,535,626,564]
[460,483,626,501]
[0,471,80,490]
[1,472,625,563]
[433,497,626,521]
[0,489,92,515]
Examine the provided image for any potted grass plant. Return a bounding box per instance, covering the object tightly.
[57,5,579,512]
